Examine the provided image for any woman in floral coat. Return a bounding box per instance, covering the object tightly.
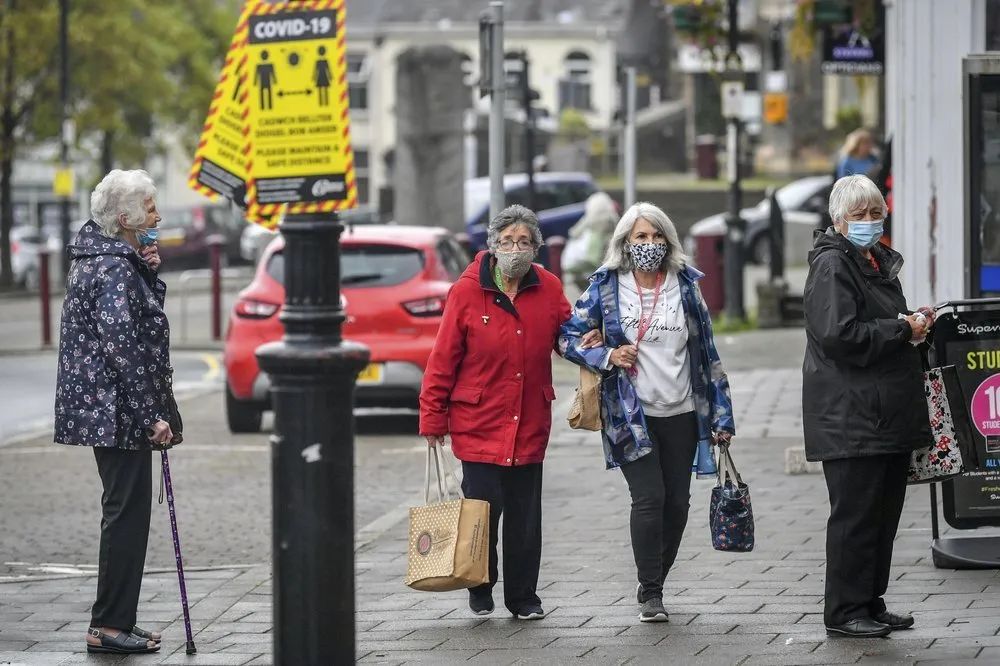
[55,169,179,655]
[560,202,735,624]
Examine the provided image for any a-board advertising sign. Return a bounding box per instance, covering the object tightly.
[188,1,255,205]
[189,0,356,225]
[244,0,357,222]
[933,307,1000,529]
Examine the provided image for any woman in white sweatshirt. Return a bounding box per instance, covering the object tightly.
[560,202,736,623]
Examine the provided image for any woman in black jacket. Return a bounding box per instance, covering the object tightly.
[803,175,933,638]
[55,169,180,654]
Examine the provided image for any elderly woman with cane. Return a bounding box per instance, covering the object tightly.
[559,202,736,624]
[419,204,601,619]
[54,169,181,654]
[802,174,933,637]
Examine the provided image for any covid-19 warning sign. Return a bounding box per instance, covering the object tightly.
[189,0,357,225]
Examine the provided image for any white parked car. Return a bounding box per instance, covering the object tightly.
[685,175,834,267]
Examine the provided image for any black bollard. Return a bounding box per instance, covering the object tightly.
[767,188,785,282]
[255,212,370,665]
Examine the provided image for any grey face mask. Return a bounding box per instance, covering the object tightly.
[495,250,533,280]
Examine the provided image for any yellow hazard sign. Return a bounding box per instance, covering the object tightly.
[188,1,257,204]
[244,0,357,221]
[763,92,789,125]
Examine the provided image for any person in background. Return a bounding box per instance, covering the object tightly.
[55,169,181,655]
[836,128,880,179]
[802,174,933,638]
[562,191,619,292]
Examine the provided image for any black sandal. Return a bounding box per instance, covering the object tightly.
[86,627,160,654]
[130,625,162,643]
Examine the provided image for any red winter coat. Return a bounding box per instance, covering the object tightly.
[419,251,572,466]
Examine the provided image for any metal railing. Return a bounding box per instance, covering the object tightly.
[177,267,253,343]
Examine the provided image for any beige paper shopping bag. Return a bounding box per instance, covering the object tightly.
[405,446,490,592]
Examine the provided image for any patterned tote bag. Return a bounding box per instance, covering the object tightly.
[908,365,979,484]
[710,443,755,552]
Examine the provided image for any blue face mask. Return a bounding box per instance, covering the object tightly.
[136,228,159,246]
[845,219,884,249]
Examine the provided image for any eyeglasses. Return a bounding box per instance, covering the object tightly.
[497,239,534,251]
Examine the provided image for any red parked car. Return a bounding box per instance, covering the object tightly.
[223,224,471,432]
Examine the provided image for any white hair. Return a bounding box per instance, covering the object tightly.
[90,169,157,237]
[828,174,886,228]
[603,202,687,274]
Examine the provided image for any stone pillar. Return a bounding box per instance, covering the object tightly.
[394,46,469,232]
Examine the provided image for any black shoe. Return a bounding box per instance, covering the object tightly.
[512,604,545,620]
[826,617,892,638]
[874,610,914,630]
[469,590,494,616]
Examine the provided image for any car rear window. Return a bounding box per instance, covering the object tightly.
[266,244,425,287]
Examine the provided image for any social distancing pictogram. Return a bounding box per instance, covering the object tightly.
[189,0,357,226]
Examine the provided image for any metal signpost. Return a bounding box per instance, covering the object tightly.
[722,0,746,322]
[189,1,366,661]
[928,299,1000,568]
[480,1,505,220]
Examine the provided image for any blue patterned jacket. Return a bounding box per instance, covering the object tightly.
[558,265,735,475]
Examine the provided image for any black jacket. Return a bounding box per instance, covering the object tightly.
[801,228,930,462]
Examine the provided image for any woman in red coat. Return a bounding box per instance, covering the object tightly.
[419,204,597,619]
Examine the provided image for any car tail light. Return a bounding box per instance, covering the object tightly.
[402,296,445,317]
[234,298,279,319]
[10,241,19,255]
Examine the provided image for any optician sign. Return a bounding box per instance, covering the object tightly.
[820,2,885,76]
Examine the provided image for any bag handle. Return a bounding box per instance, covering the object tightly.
[723,444,743,485]
[423,445,466,505]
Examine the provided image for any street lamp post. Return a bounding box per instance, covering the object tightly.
[723,0,746,321]
[255,212,370,664]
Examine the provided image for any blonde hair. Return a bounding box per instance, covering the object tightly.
[840,129,873,158]
[603,202,687,274]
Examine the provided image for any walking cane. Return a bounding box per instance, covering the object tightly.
[160,450,197,655]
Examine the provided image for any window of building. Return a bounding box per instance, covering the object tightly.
[347,53,370,111]
[988,0,1000,51]
[354,149,370,203]
[559,51,592,111]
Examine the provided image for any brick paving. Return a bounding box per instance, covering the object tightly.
[3,328,1000,664]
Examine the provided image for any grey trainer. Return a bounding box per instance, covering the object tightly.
[638,597,669,623]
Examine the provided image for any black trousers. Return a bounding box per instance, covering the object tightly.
[822,452,909,626]
[461,461,543,613]
[91,447,153,630]
[619,412,699,603]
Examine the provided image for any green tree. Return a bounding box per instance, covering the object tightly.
[0,0,239,289]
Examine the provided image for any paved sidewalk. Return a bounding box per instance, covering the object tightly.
[4,328,1000,665]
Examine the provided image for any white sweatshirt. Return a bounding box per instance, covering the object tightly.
[614,270,694,417]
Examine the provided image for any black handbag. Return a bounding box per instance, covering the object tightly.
[709,444,754,552]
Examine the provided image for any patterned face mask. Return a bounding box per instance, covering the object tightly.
[628,242,668,272]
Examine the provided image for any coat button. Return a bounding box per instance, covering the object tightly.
[516,372,522,377]
[506,458,511,463]
[517,329,522,335]
[514,458,519,463]
[513,415,519,421]
[496,298,501,303]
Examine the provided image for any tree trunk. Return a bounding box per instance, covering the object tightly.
[100,129,113,175]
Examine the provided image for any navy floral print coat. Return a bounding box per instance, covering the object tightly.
[559,265,735,476]
[54,221,179,450]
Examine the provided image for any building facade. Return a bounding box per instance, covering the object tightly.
[885,0,998,305]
